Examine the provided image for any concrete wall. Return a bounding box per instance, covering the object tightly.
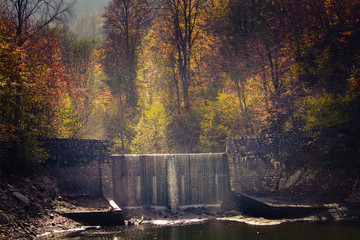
[110,154,230,209]
[44,135,303,204]
[43,139,230,208]
[226,134,303,196]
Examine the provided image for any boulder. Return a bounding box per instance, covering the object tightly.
[279,169,303,190]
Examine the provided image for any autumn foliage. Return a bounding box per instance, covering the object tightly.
[1,0,360,171]
[0,2,85,172]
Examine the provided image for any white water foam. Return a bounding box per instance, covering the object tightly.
[217,215,321,226]
[151,218,208,226]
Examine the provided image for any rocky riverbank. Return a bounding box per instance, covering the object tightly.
[277,166,360,208]
[0,170,110,239]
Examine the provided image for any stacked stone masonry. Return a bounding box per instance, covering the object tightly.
[43,138,110,197]
[226,134,303,196]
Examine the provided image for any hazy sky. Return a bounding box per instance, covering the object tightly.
[74,0,110,15]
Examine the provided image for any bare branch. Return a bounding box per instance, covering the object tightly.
[2,0,76,45]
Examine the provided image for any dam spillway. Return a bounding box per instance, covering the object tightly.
[111,153,230,209]
[43,135,300,211]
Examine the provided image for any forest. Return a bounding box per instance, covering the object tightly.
[1,0,360,172]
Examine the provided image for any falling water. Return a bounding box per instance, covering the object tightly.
[167,155,179,210]
[111,153,230,209]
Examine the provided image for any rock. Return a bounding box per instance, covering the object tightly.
[345,179,360,205]
[42,176,52,185]
[0,211,9,224]
[279,169,303,190]
[49,214,54,219]
[221,191,242,211]
[24,178,32,185]
[6,184,15,192]
[12,192,30,206]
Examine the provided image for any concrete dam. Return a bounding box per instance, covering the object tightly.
[111,154,230,209]
[44,135,302,209]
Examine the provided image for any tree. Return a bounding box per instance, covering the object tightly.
[0,14,25,145]
[102,0,153,152]
[163,0,208,111]
[73,9,103,39]
[0,0,75,172]
[130,101,170,153]
[55,26,101,138]
[103,0,153,108]
[1,0,75,46]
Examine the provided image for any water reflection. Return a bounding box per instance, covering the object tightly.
[61,219,360,240]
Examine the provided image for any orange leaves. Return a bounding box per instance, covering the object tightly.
[0,11,77,138]
[0,16,26,133]
[0,18,25,83]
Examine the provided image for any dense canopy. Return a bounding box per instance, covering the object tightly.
[1,0,360,171]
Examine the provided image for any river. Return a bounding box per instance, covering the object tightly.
[53,218,360,240]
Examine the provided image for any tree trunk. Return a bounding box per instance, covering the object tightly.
[262,65,269,110]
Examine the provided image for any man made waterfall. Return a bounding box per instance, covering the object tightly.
[111,153,230,209]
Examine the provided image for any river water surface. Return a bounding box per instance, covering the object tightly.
[59,219,360,240]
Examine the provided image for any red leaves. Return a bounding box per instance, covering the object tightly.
[0,13,77,138]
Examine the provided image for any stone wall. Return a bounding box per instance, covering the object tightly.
[100,159,114,201]
[43,138,110,197]
[226,134,303,196]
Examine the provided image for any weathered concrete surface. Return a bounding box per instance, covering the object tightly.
[43,139,230,210]
[60,210,125,226]
[111,153,230,209]
[235,193,346,220]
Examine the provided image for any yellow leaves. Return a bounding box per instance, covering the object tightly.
[0,40,25,80]
[57,94,79,138]
[131,101,170,154]
[94,88,114,112]
[93,48,106,61]
[302,92,350,133]
[346,69,360,98]
[200,89,241,151]
[0,17,27,107]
